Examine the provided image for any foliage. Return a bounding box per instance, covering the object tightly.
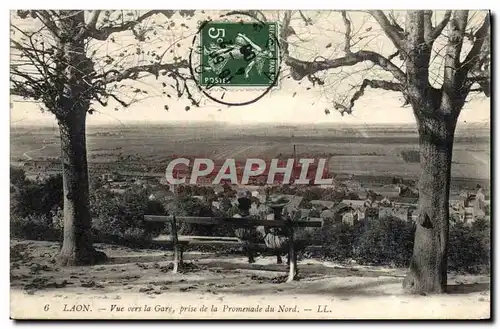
[10,166,27,187]
[90,188,166,246]
[10,168,63,219]
[448,219,490,273]
[354,217,415,267]
[401,150,420,163]
[9,168,490,273]
[10,213,61,242]
[316,221,359,261]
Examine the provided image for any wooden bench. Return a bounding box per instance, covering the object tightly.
[144,215,323,282]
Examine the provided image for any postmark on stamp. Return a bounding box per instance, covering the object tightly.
[199,21,279,88]
[188,13,281,106]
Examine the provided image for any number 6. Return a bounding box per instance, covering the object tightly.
[44,304,50,311]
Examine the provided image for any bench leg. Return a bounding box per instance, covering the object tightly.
[244,245,255,264]
[287,240,297,282]
[173,245,180,273]
[179,247,184,267]
[277,250,283,264]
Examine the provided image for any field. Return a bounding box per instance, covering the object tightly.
[10,122,491,185]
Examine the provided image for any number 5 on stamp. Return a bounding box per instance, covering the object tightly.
[199,21,280,88]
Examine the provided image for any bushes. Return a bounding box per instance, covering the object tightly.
[353,217,415,267]
[9,168,167,247]
[90,188,166,247]
[315,216,490,272]
[10,172,63,219]
[316,221,359,261]
[9,168,490,273]
[448,219,490,273]
[10,214,61,242]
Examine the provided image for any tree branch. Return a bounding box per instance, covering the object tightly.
[461,13,490,73]
[341,11,352,54]
[85,10,167,41]
[423,10,433,42]
[298,11,312,26]
[388,12,405,34]
[100,60,189,84]
[429,10,452,42]
[285,50,406,83]
[33,10,61,38]
[368,10,405,51]
[466,69,490,97]
[86,10,102,31]
[334,79,404,115]
[279,11,293,58]
[442,10,469,106]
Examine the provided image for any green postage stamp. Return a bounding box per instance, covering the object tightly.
[199,21,280,88]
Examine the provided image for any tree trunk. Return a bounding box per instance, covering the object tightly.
[403,109,458,294]
[55,109,107,266]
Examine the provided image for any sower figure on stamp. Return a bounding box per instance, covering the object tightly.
[204,33,272,78]
[233,190,260,263]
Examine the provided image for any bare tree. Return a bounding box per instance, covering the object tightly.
[281,10,490,293]
[10,10,196,265]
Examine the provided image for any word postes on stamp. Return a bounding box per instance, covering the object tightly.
[199,21,279,88]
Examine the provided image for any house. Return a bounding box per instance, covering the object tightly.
[343,180,363,191]
[379,206,410,221]
[149,189,175,202]
[464,206,476,224]
[355,208,366,221]
[320,209,336,220]
[411,208,420,222]
[395,197,419,207]
[341,199,367,208]
[342,212,356,225]
[256,193,267,203]
[311,200,335,209]
[134,178,148,185]
[450,198,466,210]
[300,208,312,218]
[357,190,368,200]
[342,209,364,225]
[249,203,267,216]
[109,181,128,189]
[212,201,221,210]
[285,195,304,213]
[473,188,487,213]
[192,195,205,201]
[373,185,401,198]
[323,202,352,222]
[197,176,213,185]
[379,197,393,206]
[335,173,353,181]
[212,185,225,194]
[450,207,465,224]
[450,206,476,225]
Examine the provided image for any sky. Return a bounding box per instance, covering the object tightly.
[10,10,491,126]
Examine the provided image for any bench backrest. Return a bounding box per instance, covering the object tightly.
[144,215,323,228]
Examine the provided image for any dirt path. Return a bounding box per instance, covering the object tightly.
[22,139,49,160]
[10,239,491,320]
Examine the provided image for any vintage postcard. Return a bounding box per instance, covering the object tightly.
[9,9,491,320]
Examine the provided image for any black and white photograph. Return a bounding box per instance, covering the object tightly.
[8,8,492,320]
